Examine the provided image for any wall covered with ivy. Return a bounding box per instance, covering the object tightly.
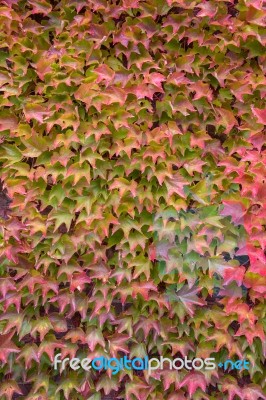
[0,0,265,399]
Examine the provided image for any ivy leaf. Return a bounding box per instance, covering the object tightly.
[49,313,68,333]
[48,210,73,233]
[16,343,39,369]
[55,373,79,400]
[220,200,246,225]
[179,372,207,397]
[107,333,130,356]
[164,174,188,198]
[131,254,152,280]
[220,376,243,400]
[85,328,105,352]
[242,385,266,400]
[21,135,48,157]
[207,257,240,279]
[38,334,64,362]
[27,0,52,14]
[167,285,205,315]
[95,376,119,395]
[0,380,23,400]
[131,281,157,300]
[31,317,53,342]
[87,395,101,400]
[189,180,210,205]
[30,373,49,396]
[0,278,16,298]
[24,104,50,123]
[0,112,18,132]
[125,377,152,400]
[0,312,24,335]
[0,331,20,363]
[252,106,266,125]
[216,107,237,134]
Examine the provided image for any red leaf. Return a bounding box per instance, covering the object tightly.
[221,376,243,400]
[107,333,129,357]
[223,265,246,287]
[179,371,207,397]
[0,331,20,363]
[131,281,157,300]
[220,200,246,225]
[197,2,217,17]
[235,322,265,345]
[0,115,18,132]
[242,385,266,400]
[216,107,237,134]
[24,104,50,123]
[1,0,19,5]
[95,64,115,86]
[0,278,16,298]
[252,106,266,125]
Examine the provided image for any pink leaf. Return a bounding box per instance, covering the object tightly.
[252,106,266,125]
[220,200,246,225]
[179,372,207,397]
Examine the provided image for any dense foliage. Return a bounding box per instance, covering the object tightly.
[0,0,265,399]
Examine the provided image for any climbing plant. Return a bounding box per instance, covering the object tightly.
[0,0,265,399]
